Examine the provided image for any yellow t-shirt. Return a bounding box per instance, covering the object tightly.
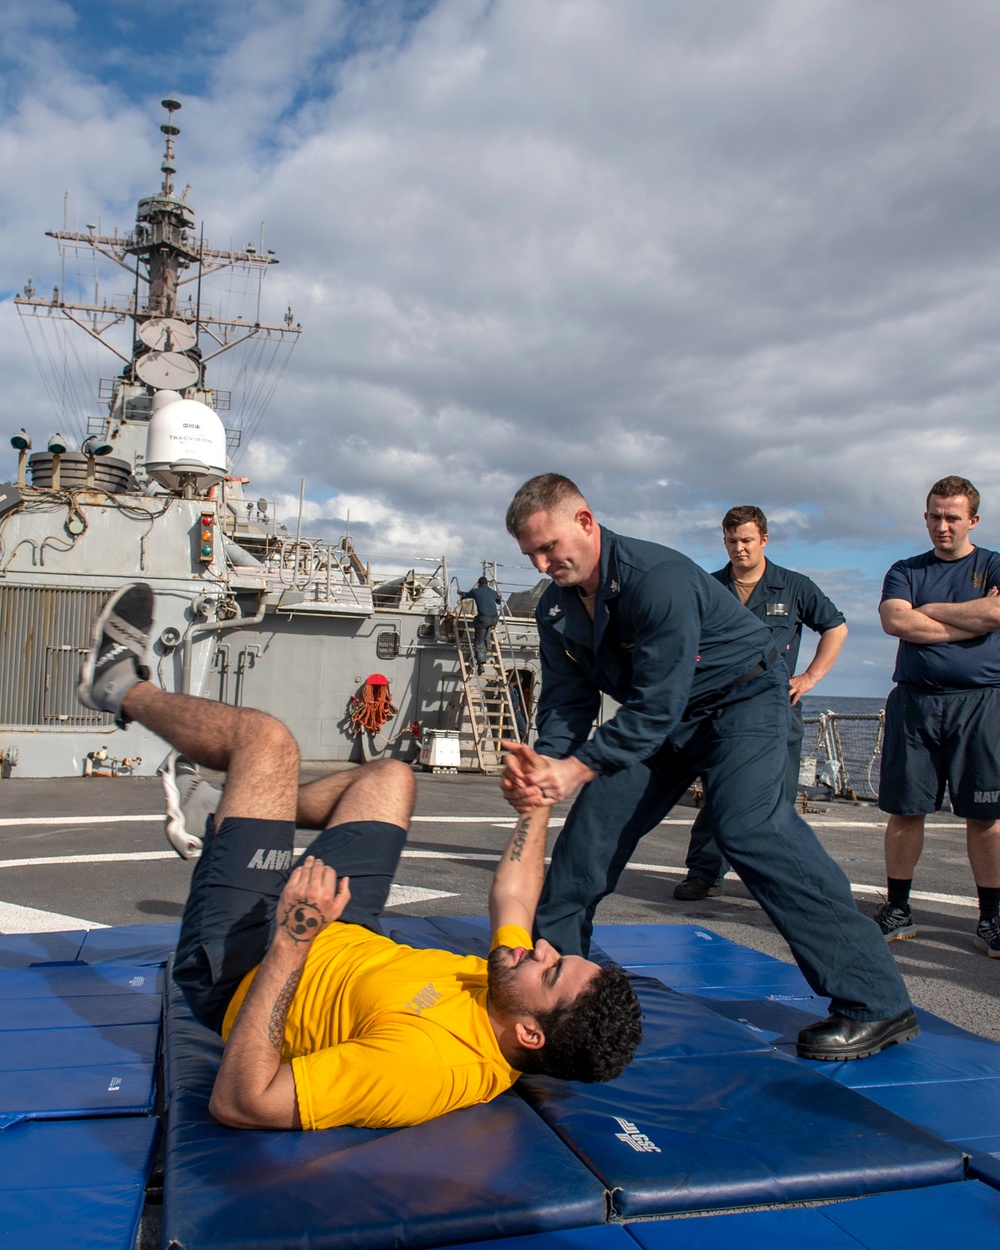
[221,922,529,1130]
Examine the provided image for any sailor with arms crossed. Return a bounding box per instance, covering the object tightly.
[876,476,1000,958]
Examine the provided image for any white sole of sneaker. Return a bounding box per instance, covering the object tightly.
[974,937,1000,958]
[158,753,203,860]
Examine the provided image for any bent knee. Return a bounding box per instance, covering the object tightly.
[237,710,299,763]
[372,759,416,802]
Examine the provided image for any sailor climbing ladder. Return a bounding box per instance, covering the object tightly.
[451,579,526,773]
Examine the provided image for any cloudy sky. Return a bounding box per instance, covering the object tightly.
[2,0,998,696]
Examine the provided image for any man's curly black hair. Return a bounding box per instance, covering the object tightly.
[512,964,642,1083]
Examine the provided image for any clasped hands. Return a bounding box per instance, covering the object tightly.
[501,741,597,812]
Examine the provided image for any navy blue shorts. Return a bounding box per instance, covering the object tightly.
[173,815,407,1032]
[879,684,1000,820]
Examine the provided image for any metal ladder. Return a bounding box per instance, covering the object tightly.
[452,583,524,773]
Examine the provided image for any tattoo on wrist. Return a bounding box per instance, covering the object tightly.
[268,968,303,1048]
[280,899,325,943]
[509,814,530,862]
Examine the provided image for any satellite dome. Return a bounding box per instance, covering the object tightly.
[145,392,227,491]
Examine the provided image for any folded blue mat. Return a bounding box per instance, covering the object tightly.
[0,930,85,968]
[856,1076,1000,1144]
[445,1228,638,1250]
[0,1116,158,1250]
[78,921,179,965]
[0,1060,157,1127]
[625,1177,1000,1249]
[960,1136,1000,1190]
[517,1049,967,1217]
[619,974,774,1061]
[634,957,814,994]
[0,962,162,1126]
[0,1022,159,1072]
[587,924,745,967]
[0,963,163,1000]
[0,987,162,1029]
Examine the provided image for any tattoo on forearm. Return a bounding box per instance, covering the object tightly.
[268,968,303,1049]
[509,814,530,862]
[280,899,325,942]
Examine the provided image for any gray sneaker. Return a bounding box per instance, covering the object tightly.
[77,583,154,726]
[874,900,917,941]
[975,915,1000,958]
[158,751,221,860]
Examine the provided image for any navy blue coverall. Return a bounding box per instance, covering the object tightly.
[460,584,502,668]
[684,560,846,886]
[532,527,910,1022]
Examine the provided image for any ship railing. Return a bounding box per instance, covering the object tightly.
[258,538,375,612]
[801,710,885,801]
[371,558,450,613]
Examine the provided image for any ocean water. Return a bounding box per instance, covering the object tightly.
[800,694,886,718]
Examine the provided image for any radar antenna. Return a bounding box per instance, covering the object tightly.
[160,97,182,196]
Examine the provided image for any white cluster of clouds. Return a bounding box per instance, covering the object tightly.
[2,0,999,693]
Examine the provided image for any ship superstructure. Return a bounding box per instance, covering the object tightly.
[1,100,540,778]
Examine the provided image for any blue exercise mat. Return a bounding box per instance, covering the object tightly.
[517,1049,967,1217]
[0,961,162,1125]
[625,1178,1000,1249]
[821,1177,1000,1245]
[0,1022,159,1072]
[634,957,814,994]
[0,1116,158,1250]
[0,1060,157,1127]
[78,921,180,965]
[855,1076,1000,1144]
[444,1228,638,1250]
[588,924,745,967]
[624,974,774,1061]
[0,986,162,1029]
[164,1087,609,1250]
[960,1136,1000,1190]
[0,929,86,968]
[0,962,163,1000]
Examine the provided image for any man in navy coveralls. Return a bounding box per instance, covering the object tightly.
[675,504,848,900]
[875,475,1000,958]
[502,473,916,1061]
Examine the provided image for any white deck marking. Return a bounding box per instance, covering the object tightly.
[0,815,162,827]
[0,900,108,932]
[0,813,967,830]
[387,885,457,906]
[0,851,180,868]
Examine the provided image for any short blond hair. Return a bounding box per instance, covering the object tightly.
[506,473,587,538]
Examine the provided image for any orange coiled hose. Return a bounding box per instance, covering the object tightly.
[348,676,398,737]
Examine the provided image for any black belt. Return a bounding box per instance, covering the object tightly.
[728,648,779,694]
[686,649,780,721]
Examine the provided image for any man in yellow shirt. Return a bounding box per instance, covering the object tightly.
[76,583,643,1131]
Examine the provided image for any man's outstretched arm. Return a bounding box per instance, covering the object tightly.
[209,856,350,1130]
[489,761,554,933]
